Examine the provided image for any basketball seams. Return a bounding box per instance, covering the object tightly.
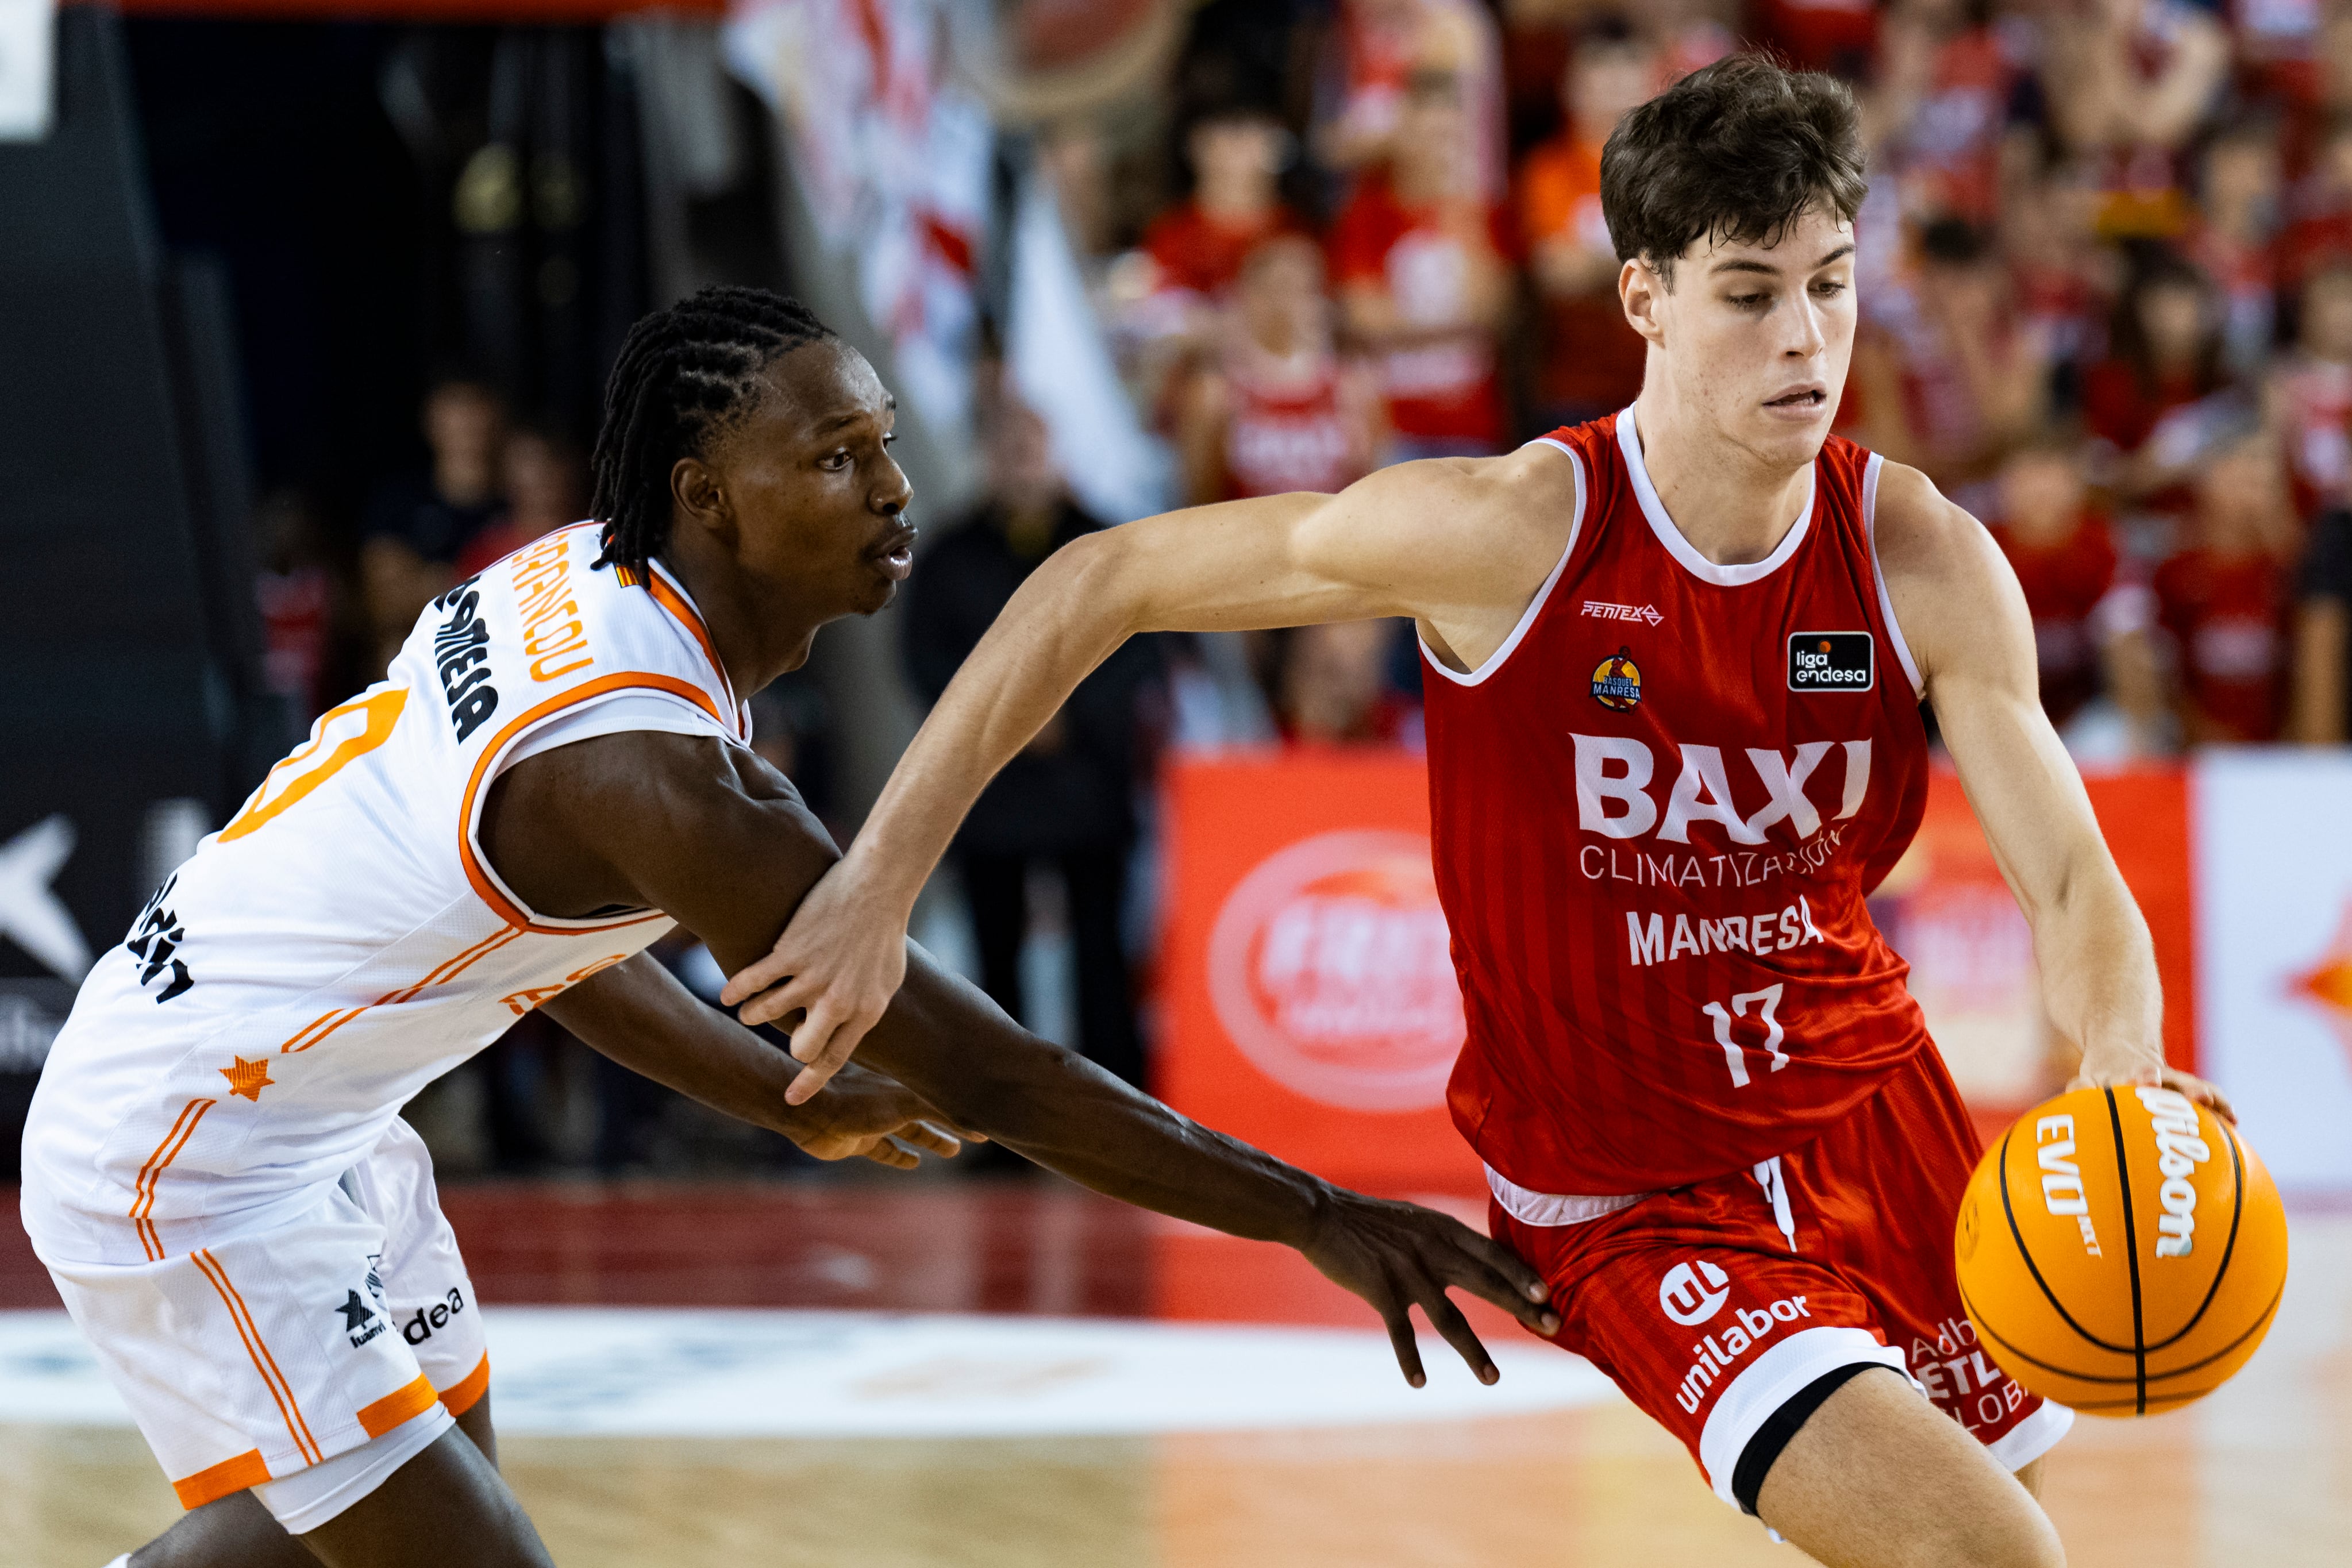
[2142,1111,2246,1355]
[1962,1278,2283,1391]
[2103,1088,2147,1413]
[1996,1122,2135,1355]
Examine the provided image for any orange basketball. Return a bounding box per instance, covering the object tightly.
[1954,1084,2289,1417]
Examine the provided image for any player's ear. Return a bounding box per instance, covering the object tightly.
[1621,257,1668,348]
[669,457,730,538]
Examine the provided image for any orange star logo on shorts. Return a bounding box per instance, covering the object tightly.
[220,1056,274,1103]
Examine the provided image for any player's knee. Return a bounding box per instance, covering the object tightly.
[1923,1493,2065,1568]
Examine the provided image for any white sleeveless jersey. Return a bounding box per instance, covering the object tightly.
[22,525,750,1265]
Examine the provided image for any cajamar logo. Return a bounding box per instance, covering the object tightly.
[1591,647,1643,711]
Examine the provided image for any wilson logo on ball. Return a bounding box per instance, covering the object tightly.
[1954,1085,2288,1417]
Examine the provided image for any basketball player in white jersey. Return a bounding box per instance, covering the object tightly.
[724,60,2234,1568]
[22,287,1558,1568]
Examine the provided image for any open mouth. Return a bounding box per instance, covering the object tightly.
[868,524,918,581]
[1766,387,1829,412]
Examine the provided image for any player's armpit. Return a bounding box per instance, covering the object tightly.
[1872,464,2176,1099]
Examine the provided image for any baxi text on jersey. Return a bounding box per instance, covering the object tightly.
[1575,734,1872,847]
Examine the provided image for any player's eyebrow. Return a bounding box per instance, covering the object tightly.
[810,396,893,436]
[1711,244,1856,278]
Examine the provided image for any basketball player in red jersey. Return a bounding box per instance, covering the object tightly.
[730,56,2232,1565]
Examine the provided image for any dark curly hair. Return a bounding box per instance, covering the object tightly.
[1599,54,1868,284]
[588,285,838,583]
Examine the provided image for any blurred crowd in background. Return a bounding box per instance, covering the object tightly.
[184,0,2352,1177]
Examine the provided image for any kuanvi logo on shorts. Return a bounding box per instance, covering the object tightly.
[1658,1258,1731,1326]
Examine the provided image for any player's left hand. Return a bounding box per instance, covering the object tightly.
[1299,1189,1561,1388]
[2069,1049,2235,1126]
[784,1061,986,1169]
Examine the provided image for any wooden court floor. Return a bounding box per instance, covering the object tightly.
[6,1190,2347,1568]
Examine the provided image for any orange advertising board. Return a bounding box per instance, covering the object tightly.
[1156,752,1479,1195]
[1156,753,2197,1199]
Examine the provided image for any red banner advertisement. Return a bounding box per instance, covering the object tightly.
[1155,753,2196,1198]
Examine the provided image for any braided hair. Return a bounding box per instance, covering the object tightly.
[589,285,838,582]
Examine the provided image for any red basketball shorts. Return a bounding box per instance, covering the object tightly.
[1489,1047,2073,1507]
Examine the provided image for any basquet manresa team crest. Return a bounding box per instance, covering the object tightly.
[1206,830,1466,1111]
[1591,646,1642,711]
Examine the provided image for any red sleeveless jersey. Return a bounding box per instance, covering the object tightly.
[1423,409,1932,1197]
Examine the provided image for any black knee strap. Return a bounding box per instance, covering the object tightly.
[1731,1361,1889,1516]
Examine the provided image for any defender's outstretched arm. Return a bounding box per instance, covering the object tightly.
[483,730,1560,1386]
[539,954,968,1168]
[722,446,1579,1093]
[1872,463,2228,1116]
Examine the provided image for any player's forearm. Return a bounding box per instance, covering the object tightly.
[2030,852,2165,1077]
[848,500,1315,912]
[545,953,802,1135]
[859,943,1331,1246]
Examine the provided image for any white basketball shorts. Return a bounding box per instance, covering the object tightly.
[40,1117,489,1529]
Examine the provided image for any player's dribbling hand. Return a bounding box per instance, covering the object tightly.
[2069,1046,2236,1125]
[784,1060,985,1169]
[722,854,911,1105]
[1299,1190,1562,1388]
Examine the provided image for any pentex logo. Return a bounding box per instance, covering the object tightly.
[1582,600,1664,626]
[1658,1258,1731,1326]
[1591,648,1643,712]
[1206,830,1465,1112]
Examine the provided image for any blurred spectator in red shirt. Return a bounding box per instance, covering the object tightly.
[457,424,584,578]
[1516,22,1654,430]
[1986,436,2130,727]
[1274,620,1418,748]
[1141,106,1306,309]
[1316,0,1504,197]
[2039,0,2230,241]
[2269,259,2352,516]
[2081,248,2226,500]
[2153,416,2300,741]
[1638,0,1738,87]
[1180,235,1383,504]
[1331,68,1513,460]
[1850,219,2052,492]
[361,376,505,674]
[1757,0,1878,78]
[2188,119,2286,375]
[1866,0,2019,228]
[2001,167,2114,380]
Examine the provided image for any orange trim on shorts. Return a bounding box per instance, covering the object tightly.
[438,1352,491,1419]
[456,672,728,932]
[171,1447,272,1510]
[129,1097,217,1261]
[191,1248,325,1467]
[356,1372,443,1439]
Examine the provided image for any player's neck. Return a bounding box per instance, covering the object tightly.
[657,545,820,698]
[1627,389,1815,569]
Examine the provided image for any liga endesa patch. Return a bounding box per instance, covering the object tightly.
[1787,632,1874,693]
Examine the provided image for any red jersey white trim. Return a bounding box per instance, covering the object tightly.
[1417,437,1585,688]
[1618,405,1817,587]
[1860,452,1926,697]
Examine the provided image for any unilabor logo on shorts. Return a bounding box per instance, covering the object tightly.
[1658,1258,1731,1326]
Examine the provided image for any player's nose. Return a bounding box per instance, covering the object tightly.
[872,452,913,515]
